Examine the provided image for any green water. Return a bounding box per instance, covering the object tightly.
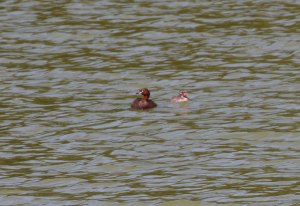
[1,0,300,205]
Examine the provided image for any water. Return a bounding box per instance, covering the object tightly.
[1,0,300,205]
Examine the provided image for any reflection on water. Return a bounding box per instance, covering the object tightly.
[1,0,300,205]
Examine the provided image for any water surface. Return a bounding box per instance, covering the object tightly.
[1,0,300,205]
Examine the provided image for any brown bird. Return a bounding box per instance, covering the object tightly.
[131,88,157,109]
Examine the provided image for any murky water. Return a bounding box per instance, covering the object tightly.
[1,0,300,205]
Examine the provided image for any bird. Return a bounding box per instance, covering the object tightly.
[131,88,157,109]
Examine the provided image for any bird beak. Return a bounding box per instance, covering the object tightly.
[135,92,140,94]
